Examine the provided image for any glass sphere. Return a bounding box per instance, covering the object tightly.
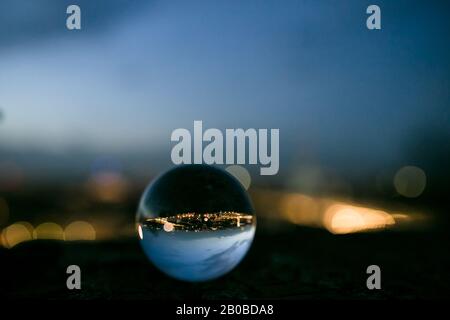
[136,164,256,282]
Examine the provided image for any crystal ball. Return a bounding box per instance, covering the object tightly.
[136,164,256,282]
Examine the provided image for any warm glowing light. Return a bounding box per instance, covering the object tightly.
[86,172,129,203]
[226,165,251,190]
[17,221,34,234]
[33,222,64,240]
[392,213,410,220]
[3,223,33,248]
[163,222,174,232]
[0,228,5,247]
[64,221,96,241]
[280,193,322,227]
[323,204,395,234]
[394,166,426,198]
[138,224,143,240]
[327,207,365,234]
[0,197,9,225]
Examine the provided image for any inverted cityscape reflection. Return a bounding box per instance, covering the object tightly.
[139,212,255,282]
[136,165,256,282]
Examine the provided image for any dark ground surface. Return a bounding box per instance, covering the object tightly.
[2,219,450,300]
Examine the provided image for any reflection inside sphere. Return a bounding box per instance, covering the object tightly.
[136,165,256,282]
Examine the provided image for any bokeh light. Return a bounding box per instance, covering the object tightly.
[394,166,427,198]
[64,221,96,241]
[86,171,129,203]
[0,220,100,248]
[226,165,252,190]
[2,222,33,248]
[33,222,64,240]
[323,204,395,234]
[17,221,34,235]
[253,189,409,234]
[280,193,322,227]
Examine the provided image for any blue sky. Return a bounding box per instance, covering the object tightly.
[0,0,449,173]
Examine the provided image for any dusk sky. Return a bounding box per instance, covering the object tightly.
[0,0,449,174]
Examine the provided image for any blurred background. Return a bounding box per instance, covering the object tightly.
[1,0,449,299]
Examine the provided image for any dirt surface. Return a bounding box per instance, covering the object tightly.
[3,221,449,300]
